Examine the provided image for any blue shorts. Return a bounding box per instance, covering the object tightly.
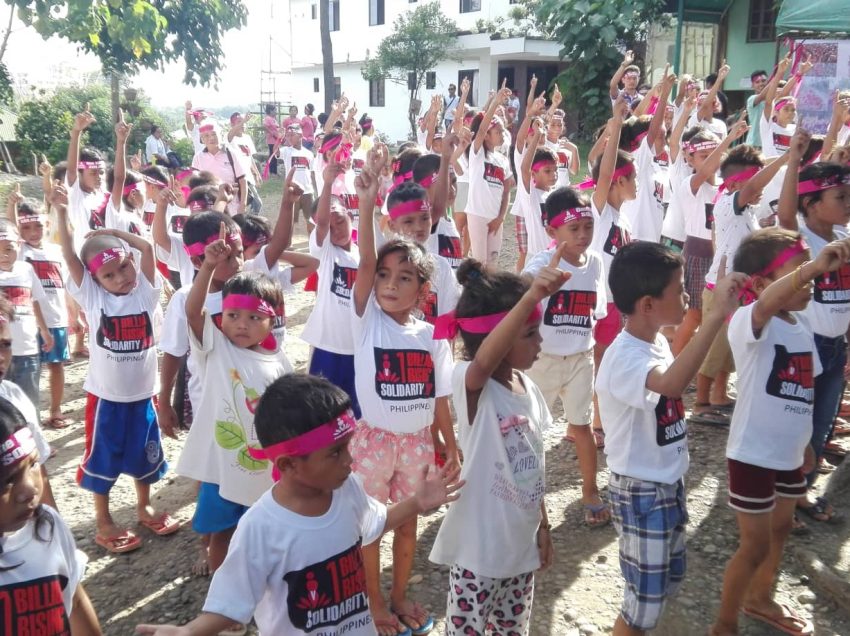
[309,348,361,418]
[77,394,167,495]
[608,473,687,631]
[40,327,70,364]
[193,482,249,534]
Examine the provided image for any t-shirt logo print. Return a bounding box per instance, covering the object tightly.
[483,162,505,186]
[373,348,435,400]
[704,203,715,230]
[1,286,33,316]
[544,290,596,328]
[438,235,462,268]
[814,264,850,304]
[655,395,686,446]
[0,574,71,635]
[27,259,64,290]
[602,224,630,256]
[331,263,357,300]
[96,310,154,353]
[766,345,814,404]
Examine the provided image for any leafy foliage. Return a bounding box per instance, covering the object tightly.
[0,61,12,106]
[8,0,247,85]
[361,2,459,136]
[533,0,668,138]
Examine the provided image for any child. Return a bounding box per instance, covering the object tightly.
[776,132,850,523]
[301,158,362,416]
[412,150,464,270]
[430,256,563,634]
[466,83,514,266]
[7,191,70,429]
[136,374,463,636]
[352,145,457,636]
[596,241,745,635]
[523,188,609,526]
[0,398,102,634]
[760,54,812,158]
[52,184,176,554]
[279,123,316,230]
[545,110,580,188]
[0,220,53,413]
[710,229,850,636]
[517,119,559,259]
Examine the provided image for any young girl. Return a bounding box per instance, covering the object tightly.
[0,398,102,634]
[176,226,292,586]
[777,131,850,524]
[352,145,457,636]
[137,374,463,636]
[466,83,514,266]
[430,254,564,634]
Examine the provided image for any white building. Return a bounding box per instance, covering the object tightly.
[287,0,564,142]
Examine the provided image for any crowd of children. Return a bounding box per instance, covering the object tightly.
[1,43,849,636]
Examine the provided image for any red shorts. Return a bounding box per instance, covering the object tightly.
[727,458,807,513]
[594,302,622,348]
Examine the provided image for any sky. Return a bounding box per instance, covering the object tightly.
[3,0,289,108]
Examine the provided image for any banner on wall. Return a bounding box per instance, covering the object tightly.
[792,39,850,133]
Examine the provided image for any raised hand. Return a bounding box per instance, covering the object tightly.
[528,242,572,301]
[663,64,677,89]
[529,94,547,117]
[115,109,132,141]
[202,222,232,268]
[622,50,634,67]
[73,102,95,132]
[216,183,234,205]
[157,186,177,206]
[813,237,850,275]
[717,60,730,81]
[778,52,792,74]
[612,94,628,120]
[526,74,538,108]
[551,84,563,109]
[282,167,304,206]
[712,256,749,317]
[49,181,68,208]
[414,463,464,513]
[789,128,811,160]
[440,132,460,158]
[799,52,814,76]
[130,149,143,171]
[460,77,470,96]
[728,115,749,141]
[9,183,23,207]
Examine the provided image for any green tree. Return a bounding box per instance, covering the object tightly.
[7,0,247,86]
[533,0,667,138]
[361,2,459,137]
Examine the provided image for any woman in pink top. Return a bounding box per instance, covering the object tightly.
[301,103,317,150]
[263,104,281,175]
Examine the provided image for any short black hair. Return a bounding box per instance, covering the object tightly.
[751,70,768,81]
[734,227,802,276]
[609,242,684,314]
[188,171,218,190]
[232,213,272,245]
[797,162,850,216]
[412,153,441,184]
[254,374,352,448]
[222,271,283,312]
[17,197,44,217]
[619,116,652,152]
[377,238,433,285]
[392,147,423,178]
[150,125,160,135]
[543,187,589,225]
[183,211,239,247]
[186,185,219,211]
[720,144,764,178]
[78,147,105,166]
[386,181,428,212]
[141,165,169,187]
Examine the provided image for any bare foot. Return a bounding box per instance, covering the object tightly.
[192,545,210,576]
[370,599,406,636]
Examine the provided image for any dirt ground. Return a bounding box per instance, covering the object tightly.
[5,173,850,635]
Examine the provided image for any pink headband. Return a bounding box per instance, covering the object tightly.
[335,142,353,163]
[739,237,809,305]
[631,131,648,151]
[123,182,141,197]
[577,163,635,190]
[184,231,240,257]
[199,124,216,134]
[87,246,126,275]
[774,97,795,113]
[433,304,543,340]
[320,135,342,154]
[417,172,438,188]
[188,199,209,213]
[797,173,850,195]
[1,428,36,467]
[142,175,167,187]
[714,166,760,202]
[242,233,269,249]
[532,160,556,171]
[548,207,593,228]
[176,169,196,181]
[17,213,46,225]
[247,410,358,479]
[79,160,104,171]
[389,198,430,221]
[222,293,275,317]
[687,140,719,153]
[624,71,639,79]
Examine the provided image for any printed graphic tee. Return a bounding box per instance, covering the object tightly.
[0,261,48,356]
[467,146,510,220]
[65,179,110,254]
[727,303,822,470]
[597,331,689,484]
[621,137,665,242]
[0,380,51,465]
[759,118,795,158]
[679,174,718,241]
[590,200,632,298]
[416,254,459,326]
[426,217,463,270]
[203,475,386,635]
[800,225,850,338]
[19,242,68,329]
[705,192,759,286]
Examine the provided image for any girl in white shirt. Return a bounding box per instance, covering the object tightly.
[0,399,101,635]
[430,255,565,635]
[466,85,515,266]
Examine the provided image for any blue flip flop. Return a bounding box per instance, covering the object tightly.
[393,603,433,636]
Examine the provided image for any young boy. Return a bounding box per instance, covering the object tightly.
[136,374,463,636]
[710,229,850,636]
[51,184,177,554]
[523,187,609,526]
[596,242,745,635]
[279,123,316,231]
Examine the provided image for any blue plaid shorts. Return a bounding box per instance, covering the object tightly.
[608,473,688,631]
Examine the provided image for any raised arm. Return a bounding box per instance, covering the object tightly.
[669,93,696,162]
[152,184,177,254]
[691,117,748,193]
[110,109,132,210]
[609,50,634,100]
[6,183,21,225]
[473,81,511,154]
[90,227,156,285]
[323,96,347,134]
[515,92,546,155]
[647,65,675,148]
[592,97,627,212]
[452,78,470,135]
[698,62,729,122]
[50,183,85,286]
[184,100,195,132]
[314,157,345,247]
[352,144,388,317]
[67,103,95,187]
[521,119,544,193]
[185,223,228,342]
[822,92,849,158]
[777,130,809,232]
[424,95,441,150]
[431,133,458,225]
[762,55,791,122]
[738,152,791,208]
[263,168,301,267]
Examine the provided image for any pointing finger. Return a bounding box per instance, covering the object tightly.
[718,255,727,280]
[219,221,226,242]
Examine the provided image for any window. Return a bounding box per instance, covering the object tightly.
[460,0,481,13]
[747,0,775,42]
[369,78,385,107]
[313,77,320,92]
[329,0,340,31]
[333,77,342,100]
[311,3,317,19]
[369,0,385,26]
[426,72,436,90]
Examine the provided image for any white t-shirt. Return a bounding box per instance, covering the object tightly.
[0,261,48,356]
[230,133,258,186]
[430,362,549,578]
[653,148,671,204]
[755,165,786,224]
[0,380,51,465]
[705,192,759,286]
[105,200,146,237]
[280,146,315,195]
[759,118,795,158]
[301,230,360,355]
[19,242,68,329]
[687,113,728,139]
[65,179,110,254]
[467,146,510,220]
[176,313,291,507]
[800,224,850,337]
[621,137,665,242]
[523,249,607,356]
[158,236,195,288]
[597,331,689,484]
[352,295,452,434]
[66,270,162,402]
[426,217,462,270]
[202,477,386,635]
[417,254,459,326]
[313,154,327,195]
[680,174,718,241]
[0,505,87,631]
[589,200,632,298]
[545,138,573,188]
[332,171,360,230]
[660,156,690,242]
[455,154,469,185]
[727,303,822,470]
[509,146,527,219]
[516,175,550,258]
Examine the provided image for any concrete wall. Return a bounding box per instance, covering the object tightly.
[722,0,777,94]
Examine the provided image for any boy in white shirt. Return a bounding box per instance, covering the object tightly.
[710,229,850,636]
[596,242,744,635]
[279,123,316,231]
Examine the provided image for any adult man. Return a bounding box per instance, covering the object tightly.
[745,70,769,148]
[227,112,263,215]
[609,50,643,113]
[442,83,459,130]
[145,125,180,168]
